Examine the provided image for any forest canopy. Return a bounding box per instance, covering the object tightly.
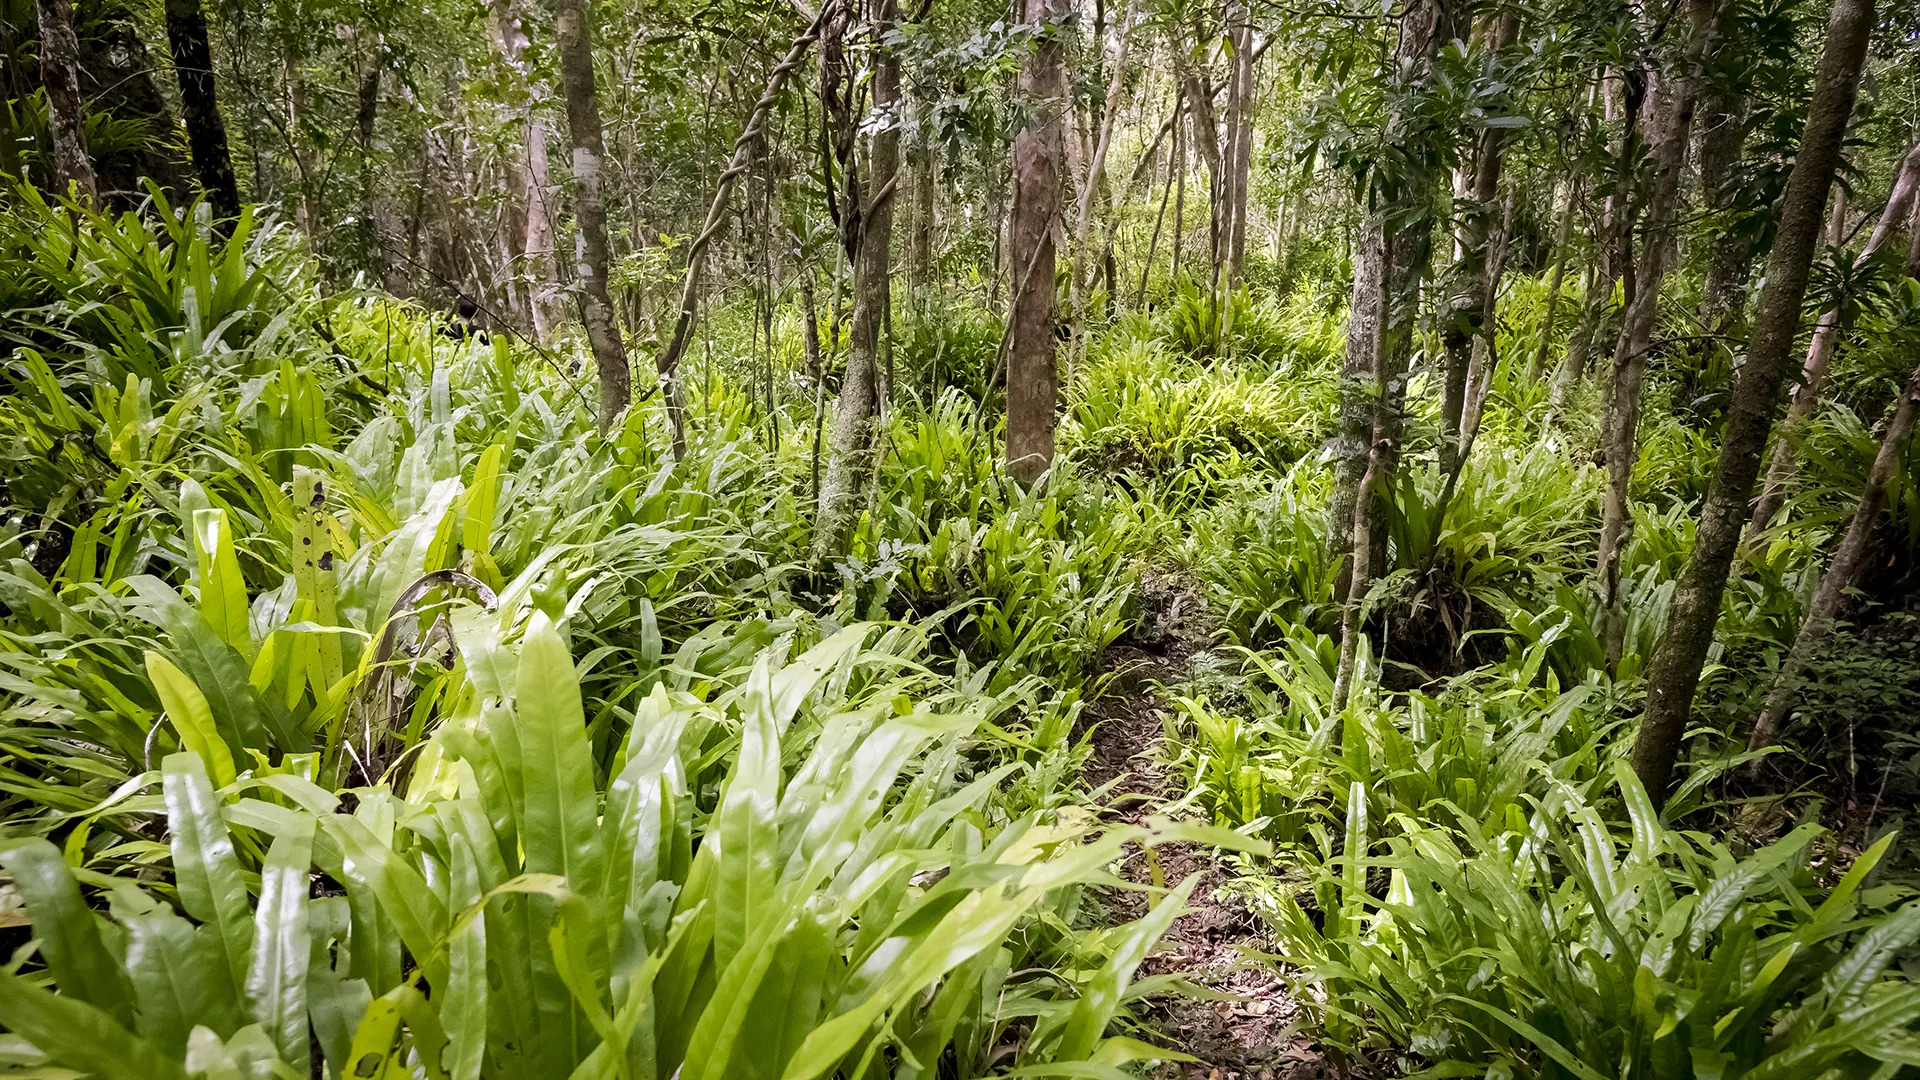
[3,0,1920,1073]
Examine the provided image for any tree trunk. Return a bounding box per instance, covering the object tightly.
[1329,0,1454,709]
[1329,216,1388,605]
[814,0,901,554]
[1595,0,1719,670]
[1528,175,1578,382]
[1067,1,1136,377]
[1547,261,1606,423]
[487,0,563,338]
[1221,0,1258,292]
[1170,94,1187,282]
[909,90,937,288]
[1747,361,1920,762]
[1694,85,1750,348]
[1171,36,1223,286]
[522,120,563,337]
[1439,12,1519,475]
[163,0,241,219]
[1139,87,1175,304]
[554,0,630,429]
[1631,0,1876,808]
[1746,140,1920,537]
[35,0,97,202]
[1005,0,1071,488]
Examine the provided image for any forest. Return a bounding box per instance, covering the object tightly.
[2,0,1920,1070]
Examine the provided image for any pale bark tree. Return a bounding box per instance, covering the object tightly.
[35,0,97,202]
[1006,0,1072,488]
[1440,11,1518,476]
[487,0,563,337]
[556,0,631,428]
[1329,0,1456,710]
[1746,140,1920,537]
[814,0,901,554]
[1527,175,1579,383]
[1632,0,1876,807]
[908,91,937,289]
[1067,1,1136,376]
[1594,0,1721,670]
[164,0,241,219]
[1549,70,1640,429]
[1220,0,1258,294]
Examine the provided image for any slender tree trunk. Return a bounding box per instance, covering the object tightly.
[1439,12,1519,475]
[1068,1,1136,377]
[909,90,937,288]
[1171,36,1223,287]
[1139,88,1175,304]
[1330,217,1388,605]
[1595,0,1719,670]
[1529,176,1579,382]
[814,0,901,553]
[1747,140,1920,536]
[554,0,630,428]
[522,119,562,337]
[1221,0,1258,292]
[1170,96,1187,281]
[1329,0,1455,710]
[35,0,97,202]
[1695,85,1750,347]
[1632,0,1876,807]
[1005,0,1071,488]
[488,0,562,337]
[283,50,316,232]
[1747,362,1920,762]
[164,0,241,219]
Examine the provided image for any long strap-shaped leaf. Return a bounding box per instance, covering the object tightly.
[0,971,186,1080]
[711,654,780,974]
[248,813,315,1063]
[162,752,255,1010]
[0,838,135,1025]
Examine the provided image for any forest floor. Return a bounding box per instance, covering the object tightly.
[1081,575,1327,1079]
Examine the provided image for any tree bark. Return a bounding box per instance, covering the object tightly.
[1747,140,1920,537]
[487,0,563,338]
[1595,0,1719,670]
[814,0,901,554]
[909,91,937,288]
[1221,0,1258,293]
[35,0,97,202]
[1528,175,1578,382]
[163,0,241,219]
[1068,1,1136,377]
[555,0,630,429]
[1170,34,1223,285]
[1747,362,1920,762]
[1329,0,1455,709]
[1005,0,1071,488]
[1439,11,1519,476]
[1547,261,1606,423]
[1632,0,1876,807]
[1694,85,1750,349]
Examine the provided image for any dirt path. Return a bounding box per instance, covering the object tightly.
[1079,577,1326,1078]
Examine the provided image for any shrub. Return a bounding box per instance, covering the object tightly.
[0,616,1264,1078]
[1259,765,1920,1078]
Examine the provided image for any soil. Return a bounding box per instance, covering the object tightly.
[1079,573,1328,1078]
